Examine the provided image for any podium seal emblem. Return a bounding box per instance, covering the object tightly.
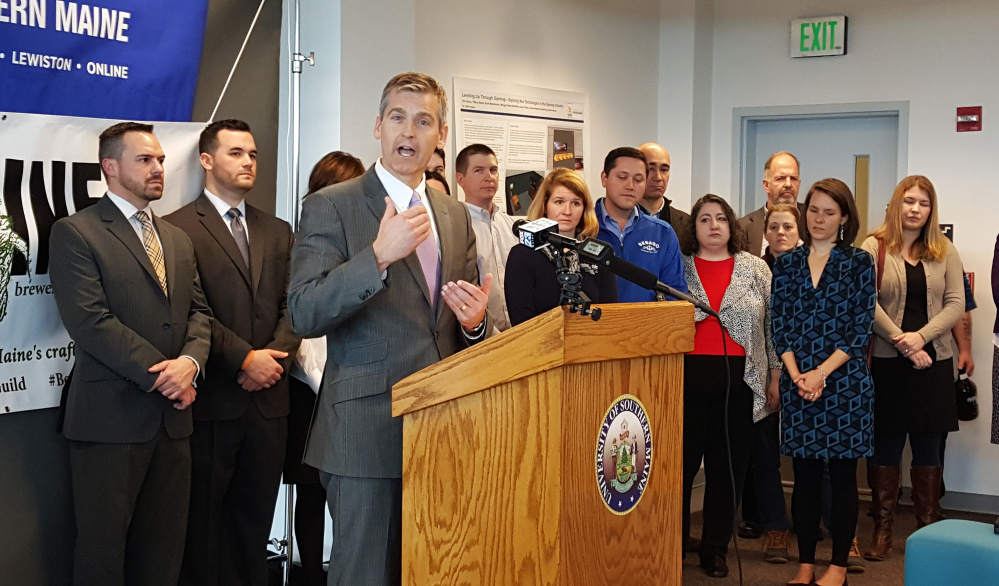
[596,394,652,515]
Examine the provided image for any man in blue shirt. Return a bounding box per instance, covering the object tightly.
[595,146,688,302]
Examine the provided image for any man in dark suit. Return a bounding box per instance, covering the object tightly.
[164,119,300,586]
[639,142,692,246]
[49,122,212,586]
[738,151,804,256]
[288,72,491,586]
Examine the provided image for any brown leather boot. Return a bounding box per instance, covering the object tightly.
[863,464,901,561]
[911,466,944,529]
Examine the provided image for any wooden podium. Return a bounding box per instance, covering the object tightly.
[392,302,694,585]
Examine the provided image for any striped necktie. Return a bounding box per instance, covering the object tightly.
[134,210,168,296]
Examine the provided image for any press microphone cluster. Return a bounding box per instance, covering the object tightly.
[511,219,719,318]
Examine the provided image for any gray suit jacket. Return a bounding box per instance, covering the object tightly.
[49,195,212,443]
[288,167,481,478]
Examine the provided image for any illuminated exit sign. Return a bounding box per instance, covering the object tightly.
[791,16,847,58]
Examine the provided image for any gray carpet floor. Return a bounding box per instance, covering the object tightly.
[683,499,996,585]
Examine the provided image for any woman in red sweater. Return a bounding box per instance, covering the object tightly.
[679,194,780,578]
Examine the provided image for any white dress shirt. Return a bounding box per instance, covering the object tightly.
[203,188,249,243]
[375,159,440,250]
[464,202,517,332]
[106,190,164,253]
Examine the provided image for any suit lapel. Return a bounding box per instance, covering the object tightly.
[99,197,164,298]
[426,189,451,321]
[155,215,178,300]
[362,168,434,308]
[246,206,265,295]
[195,194,252,288]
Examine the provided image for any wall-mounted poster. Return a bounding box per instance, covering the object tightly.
[452,77,588,215]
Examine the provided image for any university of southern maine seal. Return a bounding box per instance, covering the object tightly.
[595,394,653,515]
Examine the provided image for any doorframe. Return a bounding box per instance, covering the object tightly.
[731,101,910,215]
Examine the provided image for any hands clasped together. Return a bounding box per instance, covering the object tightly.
[893,331,931,369]
[793,369,826,403]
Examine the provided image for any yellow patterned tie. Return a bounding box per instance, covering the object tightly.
[135,210,168,296]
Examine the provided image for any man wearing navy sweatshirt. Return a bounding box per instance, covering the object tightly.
[595,146,688,302]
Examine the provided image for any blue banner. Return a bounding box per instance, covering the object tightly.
[0,0,209,121]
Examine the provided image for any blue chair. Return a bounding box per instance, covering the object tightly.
[905,519,999,585]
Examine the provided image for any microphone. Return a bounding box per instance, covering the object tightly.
[511,218,579,250]
[576,237,720,318]
[512,220,718,317]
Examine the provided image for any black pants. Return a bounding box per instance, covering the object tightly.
[295,482,329,586]
[682,355,755,558]
[741,412,790,531]
[869,431,942,466]
[792,457,858,567]
[180,407,287,586]
[69,428,191,586]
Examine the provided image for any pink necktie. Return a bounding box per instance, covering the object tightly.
[408,192,440,306]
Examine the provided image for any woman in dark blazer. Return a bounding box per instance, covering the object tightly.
[504,168,616,325]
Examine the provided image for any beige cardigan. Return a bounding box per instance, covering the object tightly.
[860,236,965,360]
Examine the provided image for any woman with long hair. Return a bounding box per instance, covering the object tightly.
[772,179,876,586]
[503,168,616,325]
[860,175,965,561]
[679,194,779,578]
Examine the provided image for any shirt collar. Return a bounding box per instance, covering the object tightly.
[105,190,148,220]
[464,202,496,222]
[599,198,639,228]
[375,158,427,212]
[203,188,245,219]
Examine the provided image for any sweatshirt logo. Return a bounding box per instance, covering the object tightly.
[637,240,660,254]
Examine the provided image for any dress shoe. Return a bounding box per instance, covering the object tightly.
[846,537,865,573]
[737,521,763,539]
[699,553,728,578]
[763,530,790,564]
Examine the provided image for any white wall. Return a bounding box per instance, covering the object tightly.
[708,0,999,496]
[277,0,999,508]
[415,0,660,192]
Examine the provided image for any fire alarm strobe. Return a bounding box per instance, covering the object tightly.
[957,106,982,132]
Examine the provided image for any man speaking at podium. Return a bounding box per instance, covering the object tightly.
[288,72,490,586]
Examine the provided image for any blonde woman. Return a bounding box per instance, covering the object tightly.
[503,168,616,325]
[861,175,964,561]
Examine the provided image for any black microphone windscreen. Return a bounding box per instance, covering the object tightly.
[607,257,659,290]
[511,219,527,237]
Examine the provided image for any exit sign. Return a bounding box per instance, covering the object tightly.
[791,16,848,58]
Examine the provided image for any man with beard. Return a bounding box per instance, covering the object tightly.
[165,119,301,586]
[739,151,803,256]
[49,122,212,586]
[639,142,691,246]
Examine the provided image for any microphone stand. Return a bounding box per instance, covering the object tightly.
[550,247,601,321]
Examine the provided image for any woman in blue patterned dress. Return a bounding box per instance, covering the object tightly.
[772,178,876,586]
